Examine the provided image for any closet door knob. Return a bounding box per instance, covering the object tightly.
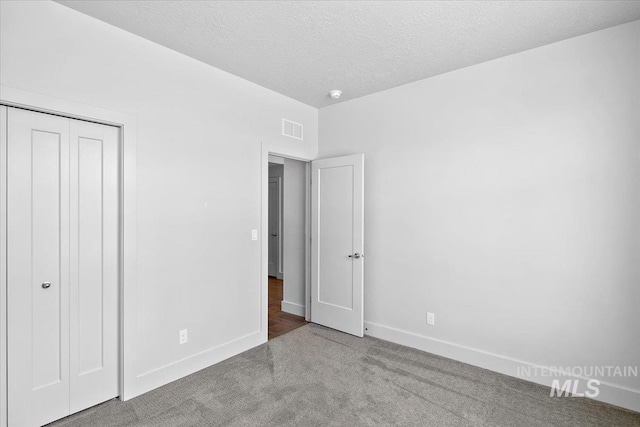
[41,282,51,289]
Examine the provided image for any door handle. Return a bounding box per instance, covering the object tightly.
[41,282,51,289]
[348,253,362,259]
[271,233,277,237]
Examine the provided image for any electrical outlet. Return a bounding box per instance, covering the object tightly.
[251,229,258,241]
[427,312,435,326]
[179,329,188,344]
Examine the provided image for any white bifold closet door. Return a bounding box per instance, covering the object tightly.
[5,107,119,427]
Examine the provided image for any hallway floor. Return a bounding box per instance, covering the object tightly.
[268,277,307,340]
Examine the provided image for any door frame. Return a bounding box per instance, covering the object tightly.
[0,86,138,427]
[261,143,312,342]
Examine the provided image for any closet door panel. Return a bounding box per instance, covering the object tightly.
[7,107,71,427]
[31,127,63,387]
[69,119,119,413]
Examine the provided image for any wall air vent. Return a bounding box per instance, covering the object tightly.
[282,119,303,140]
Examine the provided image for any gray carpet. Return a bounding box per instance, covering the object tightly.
[49,324,640,427]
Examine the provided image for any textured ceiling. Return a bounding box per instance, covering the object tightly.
[56,1,640,108]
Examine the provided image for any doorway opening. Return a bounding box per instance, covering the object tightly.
[267,155,309,340]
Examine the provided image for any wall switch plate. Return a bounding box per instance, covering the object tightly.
[427,312,435,326]
[179,329,188,344]
[251,229,258,241]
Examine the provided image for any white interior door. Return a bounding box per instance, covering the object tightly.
[7,108,71,427]
[5,107,119,426]
[268,177,280,277]
[311,154,364,337]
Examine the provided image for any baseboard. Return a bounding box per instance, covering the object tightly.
[364,321,640,413]
[281,300,305,317]
[133,330,264,398]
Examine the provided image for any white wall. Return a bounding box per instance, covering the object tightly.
[282,158,307,316]
[319,21,640,411]
[0,0,317,397]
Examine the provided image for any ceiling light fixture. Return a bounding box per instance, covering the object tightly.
[329,90,342,100]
